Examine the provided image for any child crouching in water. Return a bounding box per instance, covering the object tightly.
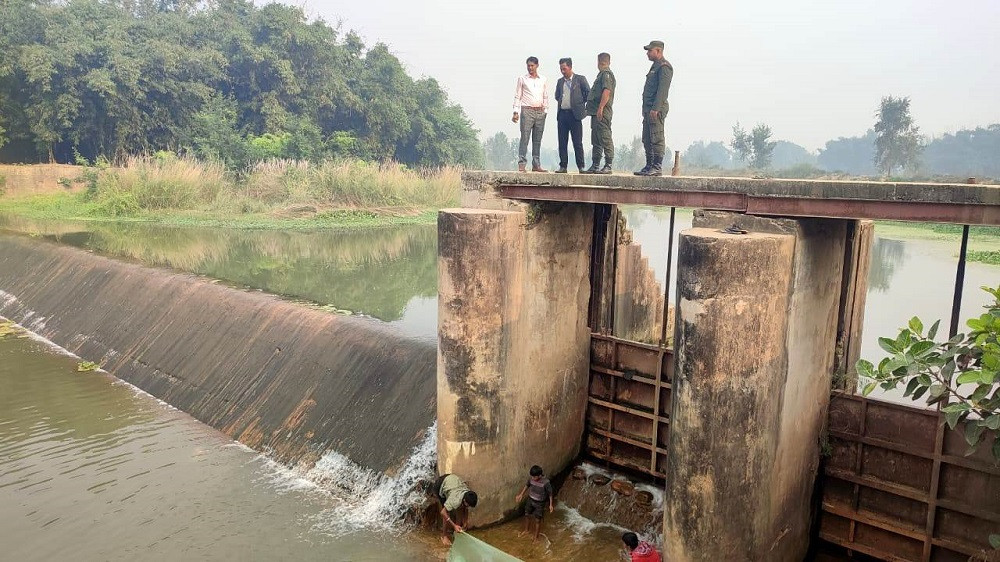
[514,465,554,541]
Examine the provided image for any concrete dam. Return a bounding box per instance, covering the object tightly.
[0,233,437,475]
[2,169,999,561]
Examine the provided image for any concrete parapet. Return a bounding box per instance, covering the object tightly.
[665,213,848,561]
[437,204,593,526]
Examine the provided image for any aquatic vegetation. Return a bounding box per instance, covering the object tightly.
[76,361,99,372]
[0,320,22,339]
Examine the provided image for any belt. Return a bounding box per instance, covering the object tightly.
[521,106,544,110]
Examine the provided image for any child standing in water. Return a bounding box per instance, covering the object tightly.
[514,465,554,541]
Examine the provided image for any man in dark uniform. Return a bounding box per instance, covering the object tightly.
[584,52,616,174]
[635,40,673,176]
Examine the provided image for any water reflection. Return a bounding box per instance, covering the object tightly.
[0,332,433,561]
[0,215,437,331]
[867,237,907,292]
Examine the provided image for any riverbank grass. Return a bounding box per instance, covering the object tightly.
[0,157,460,229]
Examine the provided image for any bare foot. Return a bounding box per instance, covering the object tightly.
[440,536,452,546]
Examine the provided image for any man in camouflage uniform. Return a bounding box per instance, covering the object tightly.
[584,52,616,174]
[635,40,673,176]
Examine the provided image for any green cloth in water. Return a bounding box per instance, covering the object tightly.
[447,533,522,562]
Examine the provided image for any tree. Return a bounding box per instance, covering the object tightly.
[0,0,483,168]
[731,122,776,169]
[483,132,516,171]
[857,285,1000,461]
[923,124,1000,179]
[683,140,733,169]
[873,96,922,176]
[770,141,817,169]
[817,131,877,175]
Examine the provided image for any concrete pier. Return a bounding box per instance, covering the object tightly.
[437,204,594,525]
[664,213,847,561]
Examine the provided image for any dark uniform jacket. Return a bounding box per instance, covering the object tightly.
[642,59,673,113]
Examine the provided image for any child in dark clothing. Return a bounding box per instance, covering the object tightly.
[514,465,554,541]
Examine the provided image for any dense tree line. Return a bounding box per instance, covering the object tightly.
[0,0,483,168]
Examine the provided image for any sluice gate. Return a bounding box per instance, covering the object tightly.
[440,171,1000,561]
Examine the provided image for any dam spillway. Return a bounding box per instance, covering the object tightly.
[0,232,436,474]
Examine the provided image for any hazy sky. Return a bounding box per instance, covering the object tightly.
[291,0,1000,152]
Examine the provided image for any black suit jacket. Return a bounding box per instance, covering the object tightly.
[554,74,591,121]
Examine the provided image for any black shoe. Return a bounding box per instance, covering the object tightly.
[555,167,568,174]
[583,164,600,174]
[596,164,613,175]
[634,165,651,176]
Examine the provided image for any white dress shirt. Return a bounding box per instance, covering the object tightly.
[513,74,548,113]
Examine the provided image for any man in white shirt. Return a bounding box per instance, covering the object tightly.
[512,56,549,172]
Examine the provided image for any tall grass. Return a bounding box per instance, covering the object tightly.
[88,156,460,217]
[93,155,227,216]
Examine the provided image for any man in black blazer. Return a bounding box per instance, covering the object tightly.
[554,58,590,173]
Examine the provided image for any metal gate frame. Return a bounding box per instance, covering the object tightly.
[584,333,672,479]
[819,391,1000,561]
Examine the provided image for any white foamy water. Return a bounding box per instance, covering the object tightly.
[558,504,629,542]
[307,423,438,536]
[244,422,439,537]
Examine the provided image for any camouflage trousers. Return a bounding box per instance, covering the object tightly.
[590,112,614,166]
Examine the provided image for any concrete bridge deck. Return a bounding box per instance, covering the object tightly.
[464,171,1000,225]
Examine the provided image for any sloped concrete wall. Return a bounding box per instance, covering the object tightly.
[0,233,436,474]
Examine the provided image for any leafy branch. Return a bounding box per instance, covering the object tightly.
[856,285,1000,461]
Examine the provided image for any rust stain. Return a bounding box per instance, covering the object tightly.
[280,398,317,432]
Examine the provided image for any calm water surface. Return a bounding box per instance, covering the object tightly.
[0,331,441,561]
[0,328,628,560]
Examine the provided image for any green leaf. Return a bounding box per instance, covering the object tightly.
[970,385,992,403]
[941,362,957,384]
[982,370,998,385]
[917,374,933,386]
[957,371,983,385]
[903,377,920,398]
[908,317,923,336]
[855,359,874,379]
[941,403,971,413]
[862,382,877,396]
[967,318,985,331]
[930,384,948,399]
[878,337,899,354]
[912,385,928,400]
[944,409,963,429]
[964,422,985,446]
[927,319,940,340]
[986,415,1000,431]
[896,330,912,349]
[885,356,910,374]
[909,340,936,357]
[990,533,1000,549]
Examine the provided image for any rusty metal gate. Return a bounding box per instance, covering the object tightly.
[584,333,672,479]
[819,392,1000,561]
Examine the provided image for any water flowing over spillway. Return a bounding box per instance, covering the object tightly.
[0,232,437,475]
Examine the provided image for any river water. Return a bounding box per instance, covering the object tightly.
[0,211,996,560]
